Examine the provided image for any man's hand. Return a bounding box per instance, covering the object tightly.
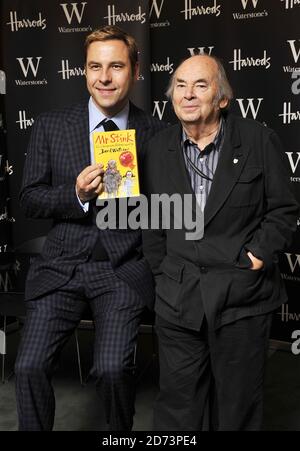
[76,164,104,203]
[247,251,264,270]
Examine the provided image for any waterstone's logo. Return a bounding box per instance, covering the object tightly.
[15,57,47,87]
[150,0,170,28]
[59,2,92,33]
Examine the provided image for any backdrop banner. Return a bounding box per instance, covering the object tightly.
[1,0,300,341]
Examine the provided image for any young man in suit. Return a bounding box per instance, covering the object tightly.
[142,54,299,430]
[15,25,166,431]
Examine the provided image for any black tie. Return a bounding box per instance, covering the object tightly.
[101,119,119,132]
[91,119,119,261]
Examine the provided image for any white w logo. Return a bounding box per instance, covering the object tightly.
[285,152,300,174]
[150,0,165,19]
[285,253,300,274]
[236,98,263,119]
[241,0,259,9]
[152,101,168,120]
[60,2,87,24]
[16,57,42,77]
[187,46,214,56]
[287,40,300,64]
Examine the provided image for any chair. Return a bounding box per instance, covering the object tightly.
[0,292,26,383]
[74,308,157,386]
[0,253,26,383]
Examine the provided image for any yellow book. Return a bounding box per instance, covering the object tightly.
[93,129,140,199]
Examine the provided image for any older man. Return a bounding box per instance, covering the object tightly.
[142,54,298,430]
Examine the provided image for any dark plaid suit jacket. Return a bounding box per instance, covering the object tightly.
[20,101,167,307]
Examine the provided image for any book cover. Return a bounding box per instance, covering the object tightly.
[93,129,140,199]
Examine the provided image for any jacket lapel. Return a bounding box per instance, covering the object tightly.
[64,102,90,177]
[165,123,194,196]
[204,114,250,226]
[127,102,150,149]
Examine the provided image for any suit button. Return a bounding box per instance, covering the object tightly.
[200,266,207,273]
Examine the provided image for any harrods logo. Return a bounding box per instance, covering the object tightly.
[281,0,300,9]
[232,0,268,20]
[181,0,221,20]
[279,101,300,124]
[151,57,174,74]
[4,160,13,176]
[187,46,214,56]
[58,60,85,80]
[104,4,146,26]
[236,98,263,120]
[59,2,91,33]
[229,49,271,71]
[150,0,170,28]
[152,101,169,120]
[16,110,34,130]
[277,304,300,322]
[15,57,47,87]
[6,11,47,32]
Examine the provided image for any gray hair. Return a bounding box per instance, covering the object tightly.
[166,54,233,110]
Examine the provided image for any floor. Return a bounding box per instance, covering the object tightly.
[1,327,300,431]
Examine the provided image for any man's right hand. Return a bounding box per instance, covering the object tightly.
[76,164,104,203]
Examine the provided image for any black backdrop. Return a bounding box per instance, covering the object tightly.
[0,0,300,342]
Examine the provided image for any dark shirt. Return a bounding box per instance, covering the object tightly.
[182,117,225,210]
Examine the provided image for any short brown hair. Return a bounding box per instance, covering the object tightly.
[85,25,138,73]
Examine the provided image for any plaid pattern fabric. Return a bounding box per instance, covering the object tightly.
[17,102,167,431]
[15,261,145,431]
[20,102,167,308]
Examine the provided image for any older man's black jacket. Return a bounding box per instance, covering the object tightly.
[142,113,299,330]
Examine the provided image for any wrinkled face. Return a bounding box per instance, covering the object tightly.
[172,55,228,126]
[85,39,138,117]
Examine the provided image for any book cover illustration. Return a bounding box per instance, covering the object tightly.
[93,129,140,199]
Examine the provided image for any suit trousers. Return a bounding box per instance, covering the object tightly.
[154,312,272,431]
[15,260,145,431]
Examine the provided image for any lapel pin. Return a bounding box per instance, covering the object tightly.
[233,158,239,164]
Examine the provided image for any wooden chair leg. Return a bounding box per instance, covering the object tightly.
[0,316,7,384]
[74,329,84,386]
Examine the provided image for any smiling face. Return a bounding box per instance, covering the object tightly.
[85,39,139,117]
[172,55,228,127]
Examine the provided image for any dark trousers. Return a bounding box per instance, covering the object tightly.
[15,261,145,431]
[154,313,272,431]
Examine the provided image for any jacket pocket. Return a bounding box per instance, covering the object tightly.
[156,256,184,312]
[229,167,263,207]
[227,266,272,308]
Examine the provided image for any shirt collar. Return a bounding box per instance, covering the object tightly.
[182,116,225,152]
[88,97,129,133]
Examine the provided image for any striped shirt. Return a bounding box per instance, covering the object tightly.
[182,117,225,211]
